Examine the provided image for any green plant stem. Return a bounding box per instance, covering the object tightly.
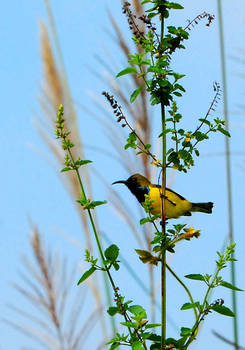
[67,149,134,340]
[217,2,238,349]
[160,7,167,349]
[160,89,167,350]
[68,149,149,349]
[184,267,220,349]
[166,264,198,321]
[102,231,179,331]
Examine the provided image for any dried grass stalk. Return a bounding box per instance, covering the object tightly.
[7,226,101,350]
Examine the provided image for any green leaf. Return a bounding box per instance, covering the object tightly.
[130,86,143,103]
[140,217,153,225]
[107,306,118,316]
[86,200,107,209]
[141,59,151,65]
[145,323,161,329]
[110,343,120,350]
[125,131,137,150]
[194,131,208,141]
[104,244,119,262]
[181,302,200,310]
[165,2,184,10]
[124,143,137,150]
[217,125,231,137]
[184,274,205,281]
[194,149,200,157]
[220,280,243,291]
[61,167,71,172]
[113,262,120,271]
[180,327,192,336]
[199,118,211,126]
[211,304,235,317]
[148,12,158,19]
[121,321,138,328]
[128,305,147,318]
[165,338,180,347]
[147,334,161,342]
[116,67,137,78]
[158,128,174,137]
[77,266,96,285]
[132,342,145,350]
[173,91,182,97]
[76,159,92,166]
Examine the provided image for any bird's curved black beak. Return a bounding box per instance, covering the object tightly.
[112,180,127,185]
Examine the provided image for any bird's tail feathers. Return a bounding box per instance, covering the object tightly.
[191,202,213,214]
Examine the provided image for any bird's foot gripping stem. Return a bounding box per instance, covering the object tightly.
[160,219,168,227]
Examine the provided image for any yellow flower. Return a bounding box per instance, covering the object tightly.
[151,159,161,166]
[185,132,192,143]
[182,227,201,240]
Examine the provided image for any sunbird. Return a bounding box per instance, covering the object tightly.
[112,173,213,219]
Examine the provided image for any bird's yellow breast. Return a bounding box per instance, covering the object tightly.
[148,185,192,219]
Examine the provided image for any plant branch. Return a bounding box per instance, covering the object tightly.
[160,5,167,349]
[166,264,198,321]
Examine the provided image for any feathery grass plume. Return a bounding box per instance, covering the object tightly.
[39,21,92,250]
[38,17,108,339]
[6,226,101,350]
[40,21,63,110]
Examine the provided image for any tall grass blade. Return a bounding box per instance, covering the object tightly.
[217,1,239,348]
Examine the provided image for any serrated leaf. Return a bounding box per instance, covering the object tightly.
[130,86,143,103]
[184,274,205,281]
[77,266,96,285]
[128,305,147,318]
[104,244,119,261]
[211,304,235,317]
[220,280,243,291]
[116,67,137,78]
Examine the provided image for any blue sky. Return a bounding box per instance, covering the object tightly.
[1,1,245,349]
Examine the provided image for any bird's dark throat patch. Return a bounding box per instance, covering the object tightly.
[125,179,150,203]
